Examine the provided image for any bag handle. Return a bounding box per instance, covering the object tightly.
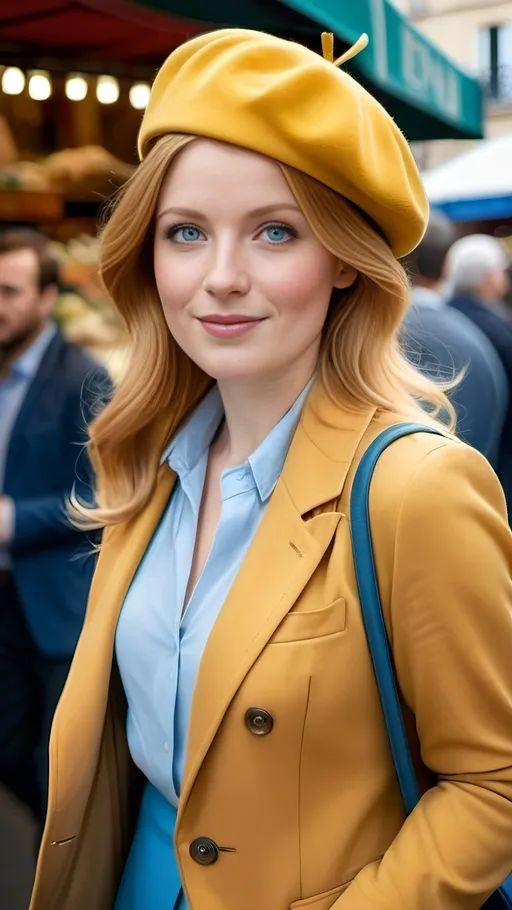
[350,422,442,815]
[351,423,512,906]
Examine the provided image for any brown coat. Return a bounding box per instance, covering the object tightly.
[30,384,512,910]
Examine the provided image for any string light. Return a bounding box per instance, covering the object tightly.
[1,67,26,96]
[28,71,52,101]
[129,82,150,110]
[65,74,88,102]
[96,75,119,105]
[0,67,153,114]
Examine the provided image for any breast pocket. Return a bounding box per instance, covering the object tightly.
[270,598,346,644]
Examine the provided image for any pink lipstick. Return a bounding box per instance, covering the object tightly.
[198,314,265,338]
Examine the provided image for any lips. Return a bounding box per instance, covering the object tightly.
[197,314,265,339]
[198,314,262,324]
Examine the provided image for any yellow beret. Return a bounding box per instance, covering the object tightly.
[138,29,428,257]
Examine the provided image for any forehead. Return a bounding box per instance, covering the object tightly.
[0,248,40,284]
[157,139,296,212]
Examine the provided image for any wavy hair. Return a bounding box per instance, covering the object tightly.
[73,133,455,528]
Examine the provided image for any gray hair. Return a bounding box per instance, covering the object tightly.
[446,234,509,292]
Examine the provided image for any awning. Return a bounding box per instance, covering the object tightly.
[423,136,512,222]
[1,0,483,140]
[0,0,206,72]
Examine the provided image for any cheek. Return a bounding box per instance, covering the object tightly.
[267,252,335,322]
[154,248,198,314]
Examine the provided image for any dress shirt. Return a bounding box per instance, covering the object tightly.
[410,285,445,309]
[0,322,57,567]
[115,379,312,806]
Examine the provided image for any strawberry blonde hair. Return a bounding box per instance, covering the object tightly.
[74,133,455,527]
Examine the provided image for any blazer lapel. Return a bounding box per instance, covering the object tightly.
[179,384,377,818]
[7,332,64,467]
[48,465,176,843]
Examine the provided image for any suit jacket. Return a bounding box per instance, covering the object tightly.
[30,383,512,910]
[449,292,512,511]
[4,331,110,657]
[403,302,509,467]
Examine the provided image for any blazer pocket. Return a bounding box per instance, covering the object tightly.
[290,881,350,909]
[271,598,346,644]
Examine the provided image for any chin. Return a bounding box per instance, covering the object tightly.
[195,353,274,383]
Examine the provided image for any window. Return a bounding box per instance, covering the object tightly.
[478,23,512,101]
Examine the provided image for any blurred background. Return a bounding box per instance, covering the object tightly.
[1,1,512,907]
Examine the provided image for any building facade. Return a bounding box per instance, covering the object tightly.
[395,0,512,167]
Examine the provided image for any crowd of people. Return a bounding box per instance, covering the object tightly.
[404,216,512,499]
[0,222,511,891]
[1,216,512,896]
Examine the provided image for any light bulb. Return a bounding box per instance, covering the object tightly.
[96,76,119,105]
[28,71,52,101]
[129,83,150,110]
[1,67,26,96]
[65,74,88,102]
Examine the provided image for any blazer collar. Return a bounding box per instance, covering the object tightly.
[283,378,377,515]
[179,381,376,815]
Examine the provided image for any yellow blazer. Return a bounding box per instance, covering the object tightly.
[30,384,512,910]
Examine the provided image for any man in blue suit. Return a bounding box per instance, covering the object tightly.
[446,234,512,510]
[402,213,508,470]
[0,228,109,821]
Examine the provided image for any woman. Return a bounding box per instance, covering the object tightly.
[30,28,512,910]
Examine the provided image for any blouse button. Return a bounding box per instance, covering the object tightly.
[245,707,274,736]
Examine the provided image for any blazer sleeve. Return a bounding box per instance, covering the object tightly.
[337,442,512,910]
[11,364,109,552]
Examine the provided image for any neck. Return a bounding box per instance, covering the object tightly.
[0,321,49,380]
[214,361,316,467]
[412,277,441,292]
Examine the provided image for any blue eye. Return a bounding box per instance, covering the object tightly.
[168,225,204,243]
[261,223,295,244]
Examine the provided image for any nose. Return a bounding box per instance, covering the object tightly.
[202,239,250,299]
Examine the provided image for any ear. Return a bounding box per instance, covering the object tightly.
[40,284,59,318]
[333,263,358,290]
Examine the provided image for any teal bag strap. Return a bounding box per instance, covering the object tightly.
[350,421,512,907]
[350,422,442,815]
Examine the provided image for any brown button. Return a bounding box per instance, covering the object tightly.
[245,707,273,736]
[189,837,219,866]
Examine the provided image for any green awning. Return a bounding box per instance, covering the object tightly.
[138,0,483,141]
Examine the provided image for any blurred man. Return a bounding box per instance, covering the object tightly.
[445,234,512,509]
[0,228,109,821]
[403,214,508,468]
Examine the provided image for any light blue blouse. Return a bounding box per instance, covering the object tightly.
[115,380,311,807]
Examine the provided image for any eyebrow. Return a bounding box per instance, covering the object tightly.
[156,202,302,221]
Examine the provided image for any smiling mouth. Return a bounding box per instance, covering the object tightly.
[197,315,266,338]
[198,314,263,324]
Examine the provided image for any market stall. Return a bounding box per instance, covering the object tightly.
[423,135,512,222]
[1,0,484,141]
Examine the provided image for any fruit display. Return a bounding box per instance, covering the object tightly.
[0,143,134,197]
